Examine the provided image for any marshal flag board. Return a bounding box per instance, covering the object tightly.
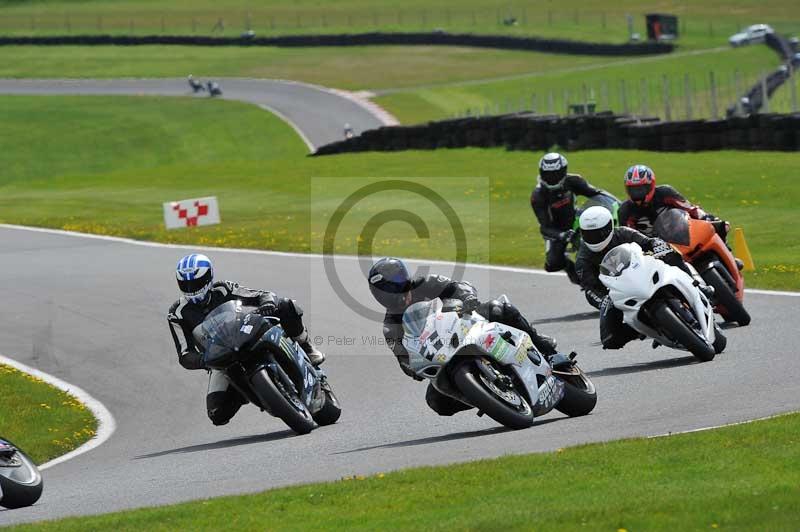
[163,196,221,229]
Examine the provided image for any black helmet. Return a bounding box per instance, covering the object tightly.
[368,257,411,311]
[538,152,568,190]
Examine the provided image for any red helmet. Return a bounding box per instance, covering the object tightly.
[624,165,656,205]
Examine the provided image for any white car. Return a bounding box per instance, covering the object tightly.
[729,24,774,47]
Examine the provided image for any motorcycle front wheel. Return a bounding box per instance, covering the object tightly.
[453,359,534,430]
[249,369,317,435]
[0,443,43,509]
[554,366,597,417]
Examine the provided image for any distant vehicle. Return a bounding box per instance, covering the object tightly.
[729,24,774,47]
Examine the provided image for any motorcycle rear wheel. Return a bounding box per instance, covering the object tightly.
[652,301,716,362]
[0,444,43,509]
[453,360,534,430]
[701,267,751,326]
[249,369,317,435]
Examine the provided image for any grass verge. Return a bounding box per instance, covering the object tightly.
[1,0,799,51]
[9,412,800,530]
[1,95,797,290]
[0,364,97,464]
[375,45,780,123]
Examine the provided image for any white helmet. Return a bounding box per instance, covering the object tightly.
[538,152,568,190]
[176,253,214,303]
[579,206,614,252]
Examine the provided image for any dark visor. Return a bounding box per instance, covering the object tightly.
[582,222,612,245]
[627,184,650,202]
[178,270,212,294]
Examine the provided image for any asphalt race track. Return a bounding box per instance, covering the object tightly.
[1,226,798,525]
[0,78,389,151]
[1,79,799,525]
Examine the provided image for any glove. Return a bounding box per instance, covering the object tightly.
[651,239,674,259]
[702,214,719,222]
[462,295,479,313]
[557,230,574,242]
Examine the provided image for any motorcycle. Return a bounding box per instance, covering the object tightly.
[402,297,596,430]
[653,208,750,326]
[599,243,726,361]
[207,81,222,97]
[552,190,620,286]
[193,300,341,435]
[0,438,43,509]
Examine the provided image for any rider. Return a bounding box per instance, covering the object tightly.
[167,253,325,426]
[575,207,713,349]
[531,152,603,284]
[618,164,729,242]
[368,257,562,416]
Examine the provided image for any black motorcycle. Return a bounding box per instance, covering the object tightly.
[0,438,43,509]
[193,300,341,435]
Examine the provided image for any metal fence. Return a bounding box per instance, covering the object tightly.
[456,68,800,120]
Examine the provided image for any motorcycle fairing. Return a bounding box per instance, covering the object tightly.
[600,243,716,348]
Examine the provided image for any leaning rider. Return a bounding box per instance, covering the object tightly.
[367,257,567,417]
[575,207,714,349]
[531,152,603,284]
[167,253,325,426]
[618,164,732,245]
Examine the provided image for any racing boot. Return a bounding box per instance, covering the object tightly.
[293,330,326,366]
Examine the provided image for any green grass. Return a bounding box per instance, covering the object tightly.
[0,364,97,464]
[1,95,798,290]
[9,412,800,530]
[375,45,781,123]
[0,45,603,91]
[1,0,799,52]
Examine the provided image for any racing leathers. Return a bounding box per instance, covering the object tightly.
[531,174,602,282]
[167,281,312,425]
[575,227,695,349]
[380,274,558,416]
[618,185,726,240]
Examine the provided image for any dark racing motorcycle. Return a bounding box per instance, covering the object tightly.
[193,300,341,435]
[0,438,43,509]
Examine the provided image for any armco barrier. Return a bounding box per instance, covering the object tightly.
[312,112,800,155]
[0,32,673,56]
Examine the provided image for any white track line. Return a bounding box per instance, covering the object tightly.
[257,104,316,153]
[1,223,796,297]
[649,411,796,439]
[0,354,116,470]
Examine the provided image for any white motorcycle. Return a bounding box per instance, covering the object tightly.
[598,243,726,361]
[402,297,596,430]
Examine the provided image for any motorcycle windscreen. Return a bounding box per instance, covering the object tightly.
[194,300,251,363]
[402,300,438,338]
[653,208,691,246]
[600,246,633,277]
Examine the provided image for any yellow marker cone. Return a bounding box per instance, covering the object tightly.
[734,228,755,271]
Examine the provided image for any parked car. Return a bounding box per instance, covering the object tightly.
[729,24,774,47]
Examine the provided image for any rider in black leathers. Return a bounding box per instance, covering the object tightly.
[368,257,561,416]
[168,254,324,426]
[531,152,602,283]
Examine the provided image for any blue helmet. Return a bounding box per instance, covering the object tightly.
[368,257,411,310]
[176,253,214,304]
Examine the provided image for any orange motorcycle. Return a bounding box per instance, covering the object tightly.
[654,209,751,326]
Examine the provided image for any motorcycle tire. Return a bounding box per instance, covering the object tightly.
[652,300,716,362]
[249,369,317,435]
[453,360,534,430]
[701,267,751,326]
[554,370,597,417]
[0,444,43,509]
[713,325,727,355]
[312,384,342,426]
